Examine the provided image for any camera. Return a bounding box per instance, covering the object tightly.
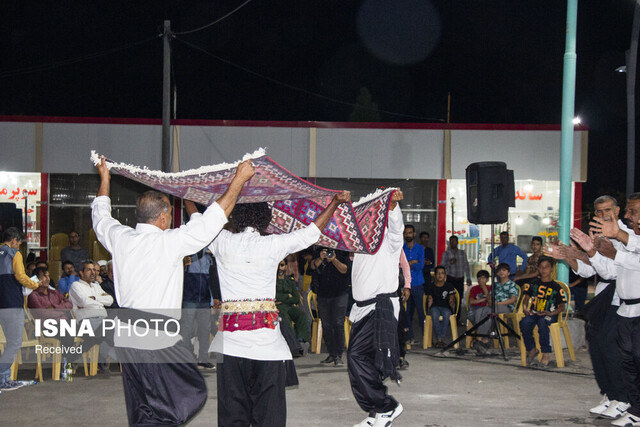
[325,249,335,258]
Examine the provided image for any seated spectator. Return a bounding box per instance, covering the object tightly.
[27,267,75,347]
[519,256,567,367]
[467,270,491,349]
[97,260,108,280]
[24,265,56,297]
[276,259,310,346]
[425,266,456,348]
[58,260,79,296]
[25,262,37,278]
[93,261,104,286]
[69,260,115,375]
[487,263,519,314]
[60,231,90,271]
[35,260,56,289]
[99,261,118,308]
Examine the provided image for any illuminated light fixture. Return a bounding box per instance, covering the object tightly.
[572,116,581,125]
[542,217,551,225]
[515,217,523,225]
[616,66,627,73]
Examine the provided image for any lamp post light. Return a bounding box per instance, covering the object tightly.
[450,196,456,236]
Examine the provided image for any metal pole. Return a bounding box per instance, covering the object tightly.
[162,20,172,173]
[558,0,579,284]
[23,190,28,254]
[451,200,455,235]
[627,1,640,196]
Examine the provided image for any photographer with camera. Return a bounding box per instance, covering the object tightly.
[310,247,352,366]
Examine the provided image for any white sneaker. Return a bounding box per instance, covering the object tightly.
[611,412,640,426]
[374,403,403,427]
[591,395,611,415]
[353,417,375,427]
[602,401,631,419]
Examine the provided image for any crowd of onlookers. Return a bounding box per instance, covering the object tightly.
[4,224,589,381]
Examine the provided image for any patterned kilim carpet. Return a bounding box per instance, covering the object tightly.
[91,149,398,254]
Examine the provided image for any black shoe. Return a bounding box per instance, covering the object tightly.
[320,356,336,364]
[198,362,216,370]
[399,358,409,370]
[334,357,344,366]
[473,341,488,356]
[98,364,111,377]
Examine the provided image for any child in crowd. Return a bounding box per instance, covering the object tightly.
[467,270,491,350]
[425,266,456,348]
[520,257,567,367]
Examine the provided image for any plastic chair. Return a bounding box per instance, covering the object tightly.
[50,233,69,261]
[344,317,351,349]
[464,284,521,349]
[465,288,473,348]
[307,291,323,354]
[69,312,100,376]
[518,281,575,367]
[423,289,460,349]
[0,323,44,383]
[89,228,110,262]
[491,285,522,349]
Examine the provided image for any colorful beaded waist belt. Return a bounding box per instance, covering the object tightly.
[221,299,279,332]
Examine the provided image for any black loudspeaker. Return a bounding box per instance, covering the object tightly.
[465,162,515,224]
[0,202,23,234]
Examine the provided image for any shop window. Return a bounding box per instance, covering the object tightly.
[49,174,151,248]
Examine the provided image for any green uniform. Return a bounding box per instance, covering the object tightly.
[276,275,310,342]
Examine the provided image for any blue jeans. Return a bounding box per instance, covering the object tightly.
[520,314,557,353]
[405,285,425,339]
[0,308,24,384]
[181,302,213,363]
[429,306,451,341]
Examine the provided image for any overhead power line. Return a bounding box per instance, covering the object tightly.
[173,36,445,122]
[173,0,253,36]
[0,36,160,79]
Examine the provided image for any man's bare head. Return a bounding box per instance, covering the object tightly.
[136,191,172,230]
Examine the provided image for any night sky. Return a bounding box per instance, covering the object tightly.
[1,1,637,206]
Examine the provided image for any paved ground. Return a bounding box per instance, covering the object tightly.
[1,343,618,427]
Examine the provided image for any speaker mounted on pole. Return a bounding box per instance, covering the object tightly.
[465,162,515,225]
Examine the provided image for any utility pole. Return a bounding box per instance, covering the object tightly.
[627,1,640,196]
[162,20,172,173]
[558,0,578,284]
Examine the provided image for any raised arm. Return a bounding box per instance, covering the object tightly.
[97,157,111,197]
[216,160,256,217]
[184,200,198,218]
[312,191,351,231]
[385,190,405,253]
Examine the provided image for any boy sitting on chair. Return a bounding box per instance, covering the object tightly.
[519,256,567,367]
[467,270,491,349]
[425,266,457,348]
